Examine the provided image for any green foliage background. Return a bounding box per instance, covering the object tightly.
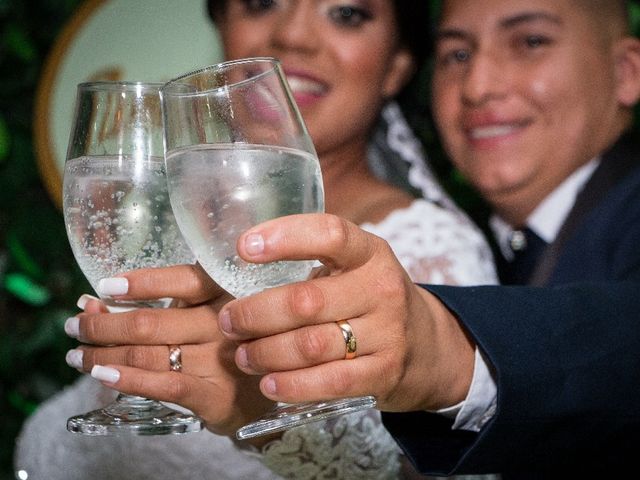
[1,0,87,477]
[0,1,639,479]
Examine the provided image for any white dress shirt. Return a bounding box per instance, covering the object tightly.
[447,159,600,432]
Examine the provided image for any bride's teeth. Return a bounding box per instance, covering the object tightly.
[471,125,516,139]
[287,77,325,95]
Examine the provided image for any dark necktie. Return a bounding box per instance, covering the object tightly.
[499,228,548,285]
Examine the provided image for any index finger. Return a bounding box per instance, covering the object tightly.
[99,263,228,306]
[237,213,378,270]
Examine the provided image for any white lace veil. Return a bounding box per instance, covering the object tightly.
[367,101,458,211]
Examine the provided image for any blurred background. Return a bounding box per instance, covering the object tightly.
[0,0,221,476]
[1,1,85,475]
[2,0,639,478]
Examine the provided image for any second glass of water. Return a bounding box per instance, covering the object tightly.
[161,57,376,440]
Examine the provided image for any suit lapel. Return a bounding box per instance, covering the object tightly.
[530,132,640,286]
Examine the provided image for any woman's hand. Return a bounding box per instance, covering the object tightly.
[217,213,476,413]
[66,263,275,437]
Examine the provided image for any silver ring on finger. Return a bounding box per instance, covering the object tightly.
[168,345,183,372]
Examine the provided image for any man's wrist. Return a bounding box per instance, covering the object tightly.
[416,287,476,410]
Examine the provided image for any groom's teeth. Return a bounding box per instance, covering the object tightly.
[471,125,517,139]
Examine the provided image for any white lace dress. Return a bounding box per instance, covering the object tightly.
[14,103,498,480]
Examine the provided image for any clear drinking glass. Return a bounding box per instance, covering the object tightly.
[63,81,203,435]
[160,57,376,440]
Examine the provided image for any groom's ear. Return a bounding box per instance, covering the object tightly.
[614,36,640,107]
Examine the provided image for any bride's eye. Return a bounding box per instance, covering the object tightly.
[240,0,277,14]
[327,4,372,27]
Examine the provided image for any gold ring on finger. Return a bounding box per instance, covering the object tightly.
[336,320,357,360]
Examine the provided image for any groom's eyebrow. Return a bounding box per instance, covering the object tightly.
[500,11,563,29]
[435,9,564,41]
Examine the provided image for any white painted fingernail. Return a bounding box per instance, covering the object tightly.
[77,294,99,310]
[97,277,129,296]
[64,317,80,338]
[65,349,83,369]
[91,365,120,384]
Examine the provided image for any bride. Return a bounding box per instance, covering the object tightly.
[15,1,496,478]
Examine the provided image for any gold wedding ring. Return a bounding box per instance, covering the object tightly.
[336,320,357,360]
[168,345,183,372]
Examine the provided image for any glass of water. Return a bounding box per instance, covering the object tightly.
[63,81,202,435]
[161,57,376,440]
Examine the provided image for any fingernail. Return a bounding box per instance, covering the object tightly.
[237,346,248,368]
[219,309,232,334]
[77,294,99,310]
[244,233,264,256]
[263,376,277,395]
[91,365,120,384]
[97,277,129,296]
[64,317,80,338]
[65,349,83,369]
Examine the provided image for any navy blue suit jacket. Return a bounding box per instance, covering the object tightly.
[382,133,640,476]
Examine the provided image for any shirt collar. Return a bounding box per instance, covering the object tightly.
[490,158,600,258]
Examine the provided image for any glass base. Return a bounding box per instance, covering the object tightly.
[67,394,203,436]
[236,395,376,440]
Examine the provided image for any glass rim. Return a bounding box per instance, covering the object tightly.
[161,57,281,97]
[76,81,165,92]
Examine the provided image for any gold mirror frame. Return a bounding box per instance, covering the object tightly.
[33,0,223,208]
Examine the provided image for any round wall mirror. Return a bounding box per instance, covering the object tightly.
[34,0,223,208]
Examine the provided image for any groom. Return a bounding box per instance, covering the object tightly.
[383,0,640,475]
[216,0,640,476]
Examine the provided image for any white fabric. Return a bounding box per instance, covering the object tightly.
[13,375,283,480]
[452,349,497,432]
[15,103,498,479]
[362,200,496,286]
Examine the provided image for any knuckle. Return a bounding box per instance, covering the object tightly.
[294,327,331,364]
[241,342,266,373]
[125,372,145,392]
[288,282,326,320]
[326,367,353,397]
[128,309,160,342]
[80,348,96,370]
[279,371,311,400]
[132,268,155,293]
[322,214,351,253]
[234,301,259,335]
[371,263,410,307]
[124,346,151,369]
[164,375,192,401]
[186,264,213,296]
[81,316,100,343]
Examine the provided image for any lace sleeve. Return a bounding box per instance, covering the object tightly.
[260,409,401,479]
[362,200,498,287]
